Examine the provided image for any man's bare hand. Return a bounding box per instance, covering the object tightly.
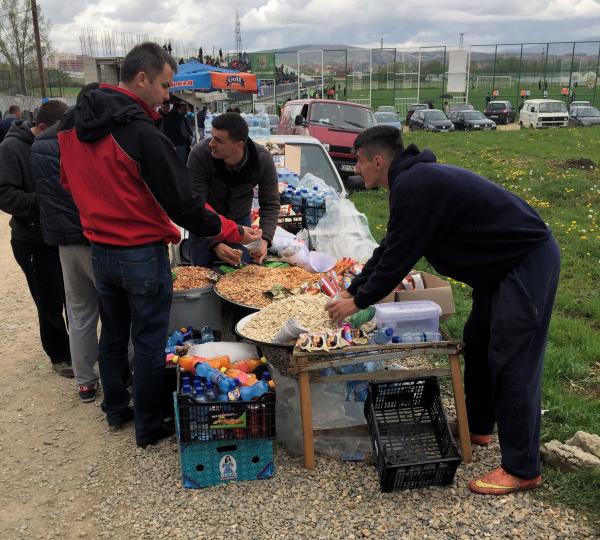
[249,239,269,264]
[213,243,242,265]
[325,297,360,322]
[240,226,262,244]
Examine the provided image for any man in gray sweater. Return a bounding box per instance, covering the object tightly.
[187,112,279,266]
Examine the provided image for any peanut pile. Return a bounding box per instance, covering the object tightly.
[215,265,319,308]
[240,293,334,343]
[172,266,218,291]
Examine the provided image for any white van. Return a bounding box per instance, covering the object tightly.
[519,99,568,129]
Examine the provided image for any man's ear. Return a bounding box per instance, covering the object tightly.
[134,71,148,88]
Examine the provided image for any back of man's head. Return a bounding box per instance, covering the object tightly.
[353,125,403,162]
[8,104,21,117]
[36,100,69,128]
[211,112,248,142]
[120,42,178,83]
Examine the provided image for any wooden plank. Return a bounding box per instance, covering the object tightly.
[449,353,472,463]
[313,425,370,437]
[314,368,451,383]
[293,340,463,357]
[298,369,316,470]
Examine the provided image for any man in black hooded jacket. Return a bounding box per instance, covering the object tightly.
[0,100,72,377]
[326,126,560,496]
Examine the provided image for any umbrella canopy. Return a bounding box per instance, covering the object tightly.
[170,61,258,94]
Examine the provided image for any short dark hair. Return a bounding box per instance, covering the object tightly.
[120,42,178,83]
[36,100,68,126]
[353,125,403,161]
[8,104,20,114]
[211,112,248,142]
[76,82,100,104]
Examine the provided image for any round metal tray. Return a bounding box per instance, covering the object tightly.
[235,312,293,349]
[214,285,263,311]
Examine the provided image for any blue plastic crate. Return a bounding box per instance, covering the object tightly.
[178,439,275,489]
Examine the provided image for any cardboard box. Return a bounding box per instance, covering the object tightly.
[394,271,455,321]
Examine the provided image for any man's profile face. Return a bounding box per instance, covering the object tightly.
[209,127,244,161]
[354,148,384,189]
[137,64,174,109]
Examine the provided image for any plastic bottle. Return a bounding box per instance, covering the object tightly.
[177,354,231,372]
[231,357,264,373]
[300,188,309,213]
[225,368,258,387]
[315,193,326,223]
[166,329,184,350]
[373,327,394,345]
[181,376,192,396]
[200,326,214,343]
[192,379,207,402]
[305,193,315,225]
[240,379,271,401]
[195,361,239,393]
[204,381,219,401]
[291,189,303,214]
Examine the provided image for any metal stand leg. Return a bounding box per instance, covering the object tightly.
[449,353,472,463]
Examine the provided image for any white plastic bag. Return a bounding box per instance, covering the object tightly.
[311,197,378,263]
[299,173,340,204]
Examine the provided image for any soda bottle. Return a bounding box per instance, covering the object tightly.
[231,357,264,373]
[239,379,271,401]
[192,378,207,402]
[204,380,219,401]
[195,361,239,394]
[181,376,192,396]
[200,326,214,343]
[166,329,184,351]
[178,354,231,372]
[225,368,258,387]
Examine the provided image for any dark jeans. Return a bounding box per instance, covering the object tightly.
[463,236,560,479]
[189,215,252,267]
[10,238,70,365]
[90,242,172,443]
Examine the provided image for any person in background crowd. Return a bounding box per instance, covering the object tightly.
[0,100,72,377]
[187,112,278,267]
[543,89,548,99]
[326,126,560,496]
[58,42,261,448]
[157,102,170,129]
[32,84,102,402]
[197,106,207,140]
[525,89,531,99]
[0,104,21,142]
[162,102,190,163]
[485,92,491,105]
[443,101,450,115]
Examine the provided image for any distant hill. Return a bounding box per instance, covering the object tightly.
[253,44,364,53]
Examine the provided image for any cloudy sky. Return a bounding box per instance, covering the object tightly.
[41,0,600,55]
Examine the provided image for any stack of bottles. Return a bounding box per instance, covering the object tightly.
[277,168,300,188]
[280,185,326,225]
[369,327,443,345]
[165,326,215,359]
[244,114,271,140]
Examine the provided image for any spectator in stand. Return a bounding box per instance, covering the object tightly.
[0,100,73,377]
[443,101,450,115]
[199,47,203,62]
[525,89,531,99]
[485,92,491,104]
[219,48,223,60]
[492,88,500,98]
[32,84,102,402]
[543,89,548,99]
[197,106,207,140]
[57,42,261,447]
[0,104,21,142]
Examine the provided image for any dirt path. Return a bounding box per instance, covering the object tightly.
[0,213,595,540]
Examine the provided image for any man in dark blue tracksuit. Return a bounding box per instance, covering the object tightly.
[326,126,560,495]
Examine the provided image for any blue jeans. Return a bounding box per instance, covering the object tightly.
[90,243,172,443]
[189,215,252,267]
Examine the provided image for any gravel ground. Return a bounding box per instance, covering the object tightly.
[0,214,596,539]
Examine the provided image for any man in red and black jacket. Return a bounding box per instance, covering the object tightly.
[58,42,261,448]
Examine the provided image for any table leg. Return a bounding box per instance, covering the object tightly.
[298,369,315,470]
[449,353,473,463]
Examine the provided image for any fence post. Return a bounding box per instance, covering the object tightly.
[417,49,421,103]
[516,45,523,111]
[543,43,549,89]
[393,48,397,111]
[491,45,497,91]
[593,42,600,107]
[567,42,576,92]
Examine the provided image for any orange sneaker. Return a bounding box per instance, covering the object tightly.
[469,467,542,495]
[470,433,492,446]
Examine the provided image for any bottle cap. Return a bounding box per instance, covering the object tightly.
[392,336,401,344]
[385,327,394,336]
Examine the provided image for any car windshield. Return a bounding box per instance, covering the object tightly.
[375,113,399,122]
[423,110,447,121]
[463,111,486,120]
[539,102,567,113]
[282,143,341,191]
[309,103,377,130]
[488,102,508,111]
[575,107,600,117]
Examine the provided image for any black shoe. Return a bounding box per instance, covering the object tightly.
[136,420,175,449]
[52,362,74,378]
[107,407,134,431]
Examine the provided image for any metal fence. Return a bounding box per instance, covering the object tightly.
[0,68,84,101]
[247,41,600,118]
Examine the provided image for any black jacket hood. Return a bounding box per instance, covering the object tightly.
[388,143,436,184]
[5,120,35,145]
[73,86,154,143]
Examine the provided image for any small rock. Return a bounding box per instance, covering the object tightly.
[540,440,600,471]
[565,431,600,460]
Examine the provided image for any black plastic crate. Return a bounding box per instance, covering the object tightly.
[175,390,276,443]
[364,377,461,492]
[277,214,305,234]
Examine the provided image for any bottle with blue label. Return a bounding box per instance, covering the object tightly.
[192,379,207,402]
[204,380,219,401]
[194,362,239,393]
[200,326,214,343]
[305,193,316,225]
[181,376,192,396]
[291,189,303,214]
[240,379,270,401]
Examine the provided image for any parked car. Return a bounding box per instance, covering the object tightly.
[268,114,279,134]
[377,105,396,113]
[171,135,348,265]
[448,110,496,131]
[519,99,568,129]
[278,99,377,179]
[408,109,454,132]
[484,100,515,124]
[405,103,429,124]
[374,111,402,130]
[449,104,475,114]
[570,100,591,109]
[568,106,600,127]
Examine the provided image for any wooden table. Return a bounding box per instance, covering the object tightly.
[287,339,472,470]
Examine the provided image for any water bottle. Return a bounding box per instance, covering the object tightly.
[181,376,192,396]
[200,326,214,343]
[305,193,316,225]
[373,327,394,345]
[240,379,270,401]
[194,362,239,393]
[315,193,326,223]
[291,189,303,214]
[204,380,219,401]
[166,329,184,350]
[424,332,442,342]
[192,379,207,402]
[300,188,309,210]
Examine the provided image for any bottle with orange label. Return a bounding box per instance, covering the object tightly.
[224,368,258,387]
[177,354,231,372]
[231,357,266,373]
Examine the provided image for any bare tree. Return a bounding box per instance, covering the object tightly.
[0,0,51,94]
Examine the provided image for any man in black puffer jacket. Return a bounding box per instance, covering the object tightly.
[0,100,72,377]
[32,84,101,402]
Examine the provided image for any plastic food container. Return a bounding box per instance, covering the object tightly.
[373,301,441,333]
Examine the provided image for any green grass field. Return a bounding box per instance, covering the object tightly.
[351,126,600,524]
